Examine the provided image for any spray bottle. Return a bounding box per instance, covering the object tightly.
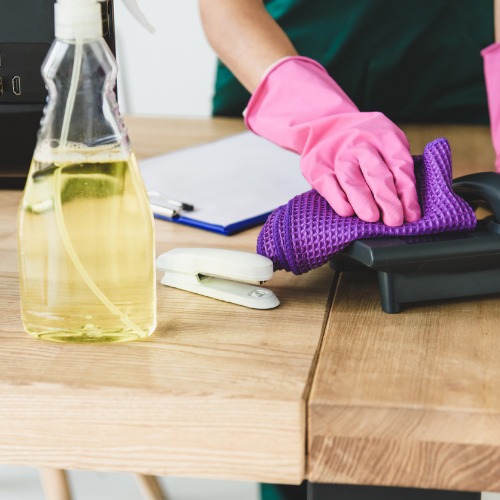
[17,0,156,343]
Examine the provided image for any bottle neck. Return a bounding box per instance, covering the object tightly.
[37,39,129,158]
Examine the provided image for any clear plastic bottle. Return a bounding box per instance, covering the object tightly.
[17,0,156,343]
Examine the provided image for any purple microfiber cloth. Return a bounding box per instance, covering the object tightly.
[257,138,477,275]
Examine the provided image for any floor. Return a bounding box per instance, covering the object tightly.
[0,467,498,500]
[0,466,259,499]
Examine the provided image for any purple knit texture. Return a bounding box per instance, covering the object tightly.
[257,138,477,275]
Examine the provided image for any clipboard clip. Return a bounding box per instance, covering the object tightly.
[147,191,195,219]
[156,248,280,309]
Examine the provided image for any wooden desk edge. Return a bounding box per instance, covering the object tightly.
[307,400,500,492]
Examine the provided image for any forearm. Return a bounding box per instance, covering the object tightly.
[199,0,297,92]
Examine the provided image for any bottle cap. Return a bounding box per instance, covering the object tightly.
[55,0,102,41]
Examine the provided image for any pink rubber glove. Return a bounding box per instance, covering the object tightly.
[245,57,421,226]
[482,42,500,172]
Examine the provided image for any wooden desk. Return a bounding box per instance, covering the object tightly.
[308,125,499,497]
[0,117,334,484]
[1,119,498,496]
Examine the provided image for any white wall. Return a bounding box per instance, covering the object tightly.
[114,0,217,117]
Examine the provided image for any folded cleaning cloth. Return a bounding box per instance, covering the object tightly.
[257,138,477,275]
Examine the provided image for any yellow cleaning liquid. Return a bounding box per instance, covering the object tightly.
[18,148,156,343]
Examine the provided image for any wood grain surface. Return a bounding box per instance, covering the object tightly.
[308,125,500,492]
[0,117,333,483]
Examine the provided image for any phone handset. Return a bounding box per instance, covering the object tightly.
[452,172,500,228]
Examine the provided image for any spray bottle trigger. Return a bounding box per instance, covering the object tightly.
[117,0,155,34]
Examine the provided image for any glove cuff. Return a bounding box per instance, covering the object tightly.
[244,56,359,153]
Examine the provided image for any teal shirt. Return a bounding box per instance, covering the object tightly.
[213,0,493,124]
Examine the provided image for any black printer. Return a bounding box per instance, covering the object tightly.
[0,0,115,188]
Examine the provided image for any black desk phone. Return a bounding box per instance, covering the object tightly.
[0,0,115,188]
[331,172,500,313]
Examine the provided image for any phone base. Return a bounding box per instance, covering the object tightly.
[331,218,500,313]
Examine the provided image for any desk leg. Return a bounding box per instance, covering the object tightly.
[307,483,481,500]
[39,468,72,500]
[134,474,167,500]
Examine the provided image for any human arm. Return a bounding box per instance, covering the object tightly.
[198,0,297,92]
[198,1,421,226]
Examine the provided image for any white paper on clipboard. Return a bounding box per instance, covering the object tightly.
[138,132,310,234]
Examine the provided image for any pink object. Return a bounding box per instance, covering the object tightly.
[482,42,500,172]
[245,56,421,227]
[257,138,477,275]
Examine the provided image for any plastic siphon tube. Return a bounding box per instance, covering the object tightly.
[59,41,82,149]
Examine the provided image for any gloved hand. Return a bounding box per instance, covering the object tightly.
[245,56,421,226]
[482,42,500,172]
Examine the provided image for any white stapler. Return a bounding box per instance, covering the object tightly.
[156,248,280,309]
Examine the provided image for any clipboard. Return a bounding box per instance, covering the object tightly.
[139,132,310,235]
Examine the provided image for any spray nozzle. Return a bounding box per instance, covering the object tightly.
[113,0,156,34]
[55,0,103,40]
[55,0,155,41]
